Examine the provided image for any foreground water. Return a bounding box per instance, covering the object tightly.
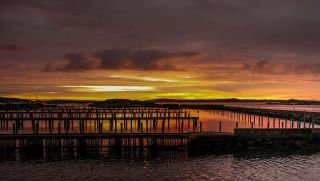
[1,151,320,181]
[1,109,320,180]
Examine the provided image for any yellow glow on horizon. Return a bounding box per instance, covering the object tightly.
[62,85,154,92]
[3,66,320,101]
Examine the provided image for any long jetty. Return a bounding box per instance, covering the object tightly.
[0,106,198,160]
[160,103,320,124]
[0,107,200,135]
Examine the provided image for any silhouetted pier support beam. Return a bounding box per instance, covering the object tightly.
[150,138,158,156]
[193,118,198,132]
[99,122,103,133]
[219,121,222,132]
[57,122,61,134]
[200,122,202,132]
[109,119,113,131]
[114,138,122,155]
[161,119,165,133]
[140,123,143,133]
[13,123,16,134]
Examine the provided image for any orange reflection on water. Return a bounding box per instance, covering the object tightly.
[196,110,319,133]
[0,109,318,134]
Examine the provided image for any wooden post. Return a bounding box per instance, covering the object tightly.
[13,123,16,134]
[200,122,202,132]
[141,123,143,133]
[285,119,287,128]
[312,114,314,128]
[162,119,165,133]
[273,118,275,128]
[219,121,222,132]
[146,119,149,133]
[130,119,133,133]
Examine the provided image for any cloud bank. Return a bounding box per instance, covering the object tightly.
[44,49,198,71]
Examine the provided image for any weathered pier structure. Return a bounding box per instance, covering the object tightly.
[0,107,200,134]
[0,133,190,161]
[161,103,320,125]
[189,128,320,155]
[208,109,316,130]
[2,129,320,160]
[1,106,320,160]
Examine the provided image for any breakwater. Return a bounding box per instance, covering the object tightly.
[189,128,320,155]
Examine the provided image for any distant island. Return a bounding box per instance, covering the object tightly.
[1,97,320,106]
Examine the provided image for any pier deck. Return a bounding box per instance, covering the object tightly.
[0,133,191,139]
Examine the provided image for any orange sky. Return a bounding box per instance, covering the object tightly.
[2,64,320,100]
[2,1,320,100]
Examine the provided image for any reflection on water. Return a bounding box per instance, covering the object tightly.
[196,110,319,133]
[1,151,320,180]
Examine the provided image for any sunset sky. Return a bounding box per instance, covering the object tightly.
[1,0,320,100]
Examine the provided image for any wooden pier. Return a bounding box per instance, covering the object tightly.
[0,107,200,135]
[2,106,320,160]
[0,106,198,160]
[0,133,191,161]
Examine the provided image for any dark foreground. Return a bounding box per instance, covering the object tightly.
[0,150,320,181]
[2,129,320,160]
[1,129,320,180]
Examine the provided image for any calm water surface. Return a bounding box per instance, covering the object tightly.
[196,110,319,133]
[1,151,320,181]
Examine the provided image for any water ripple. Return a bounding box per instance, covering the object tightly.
[1,151,320,180]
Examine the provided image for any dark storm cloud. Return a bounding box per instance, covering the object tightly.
[2,0,320,69]
[44,49,198,71]
[241,60,320,75]
[0,44,27,52]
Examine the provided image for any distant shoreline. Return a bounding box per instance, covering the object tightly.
[2,97,320,105]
